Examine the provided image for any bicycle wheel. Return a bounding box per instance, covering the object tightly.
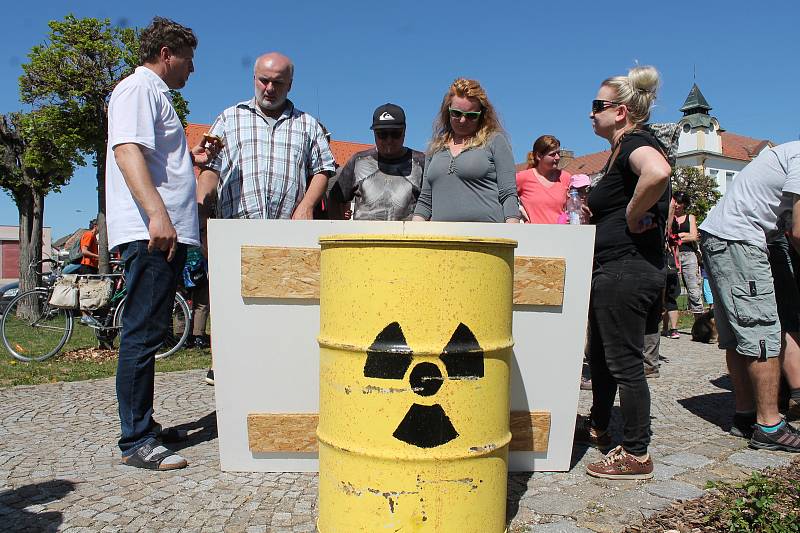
[113,292,191,360]
[1,289,73,362]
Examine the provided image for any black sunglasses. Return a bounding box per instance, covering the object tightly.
[591,99,622,114]
[375,130,403,140]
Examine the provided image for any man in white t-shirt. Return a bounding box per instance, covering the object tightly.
[105,17,221,471]
[700,141,800,452]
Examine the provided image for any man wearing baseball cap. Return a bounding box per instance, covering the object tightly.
[329,103,425,220]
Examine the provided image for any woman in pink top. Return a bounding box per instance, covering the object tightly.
[516,135,571,224]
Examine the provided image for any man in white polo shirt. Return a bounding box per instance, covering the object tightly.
[106,17,220,470]
[700,141,800,453]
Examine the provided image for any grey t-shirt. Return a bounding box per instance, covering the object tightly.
[330,147,425,221]
[413,133,519,222]
[700,141,800,250]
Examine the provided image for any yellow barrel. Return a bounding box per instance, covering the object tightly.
[317,234,516,533]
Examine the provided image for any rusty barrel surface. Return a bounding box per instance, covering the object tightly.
[317,234,516,532]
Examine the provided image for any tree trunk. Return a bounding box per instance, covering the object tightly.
[16,187,44,319]
[96,158,110,274]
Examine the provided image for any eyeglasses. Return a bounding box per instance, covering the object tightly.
[448,108,482,121]
[375,130,403,140]
[591,99,622,114]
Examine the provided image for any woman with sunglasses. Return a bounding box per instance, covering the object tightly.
[412,78,519,223]
[516,135,571,223]
[576,65,672,481]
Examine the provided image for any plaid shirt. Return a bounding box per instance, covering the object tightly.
[207,99,336,219]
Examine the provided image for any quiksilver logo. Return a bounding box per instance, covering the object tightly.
[379,112,395,120]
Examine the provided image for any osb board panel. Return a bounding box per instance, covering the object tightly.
[241,246,320,299]
[513,256,565,306]
[241,245,564,306]
[247,413,319,453]
[247,411,551,453]
[509,410,551,452]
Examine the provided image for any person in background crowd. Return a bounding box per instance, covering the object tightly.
[767,233,800,421]
[575,65,671,480]
[329,103,425,221]
[106,17,220,470]
[183,245,210,350]
[75,219,99,275]
[412,78,519,223]
[196,51,336,385]
[516,135,571,223]
[662,191,704,338]
[557,173,591,224]
[700,141,800,452]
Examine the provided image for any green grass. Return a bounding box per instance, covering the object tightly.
[0,345,211,388]
[0,299,210,388]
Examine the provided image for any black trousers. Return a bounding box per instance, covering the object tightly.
[588,254,665,456]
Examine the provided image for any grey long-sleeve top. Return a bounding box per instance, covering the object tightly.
[413,133,519,222]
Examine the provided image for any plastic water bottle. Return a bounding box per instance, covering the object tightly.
[566,190,583,225]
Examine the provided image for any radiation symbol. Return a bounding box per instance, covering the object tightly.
[363,322,484,448]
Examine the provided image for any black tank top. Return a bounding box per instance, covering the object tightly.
[672,216,693,252]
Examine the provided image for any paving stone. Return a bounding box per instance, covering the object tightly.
[728,450,794,470]
[660,452,714,469]
[652,463,688,481]
[645,480,705,501]
[531,520,593,532]
[0,337,782,531]
[521,493,588,516]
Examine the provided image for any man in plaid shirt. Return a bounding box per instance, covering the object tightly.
[196,52,335,386]
[197,52,336,227]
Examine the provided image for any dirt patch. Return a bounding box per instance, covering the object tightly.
[60,347,118,362]
[623,457,800,532]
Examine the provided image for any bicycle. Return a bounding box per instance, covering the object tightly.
[1,259,191,362]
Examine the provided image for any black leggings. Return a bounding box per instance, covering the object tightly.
[588,255,665,455]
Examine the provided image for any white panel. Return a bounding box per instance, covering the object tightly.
[209,220,594,472]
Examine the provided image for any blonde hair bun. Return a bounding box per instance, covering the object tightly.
[601,65,661,125]
[627,65,660,95]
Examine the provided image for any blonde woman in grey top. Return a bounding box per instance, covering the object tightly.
[412,78,519,223]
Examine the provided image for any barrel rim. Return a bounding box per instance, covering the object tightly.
[317,429,513,460]
[318,337,514,355]
[319,233,518,248]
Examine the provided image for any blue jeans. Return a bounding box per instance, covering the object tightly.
[588,255,665,455]
[116,240,186,455]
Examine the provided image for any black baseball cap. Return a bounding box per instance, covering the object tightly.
[371,103,406,130]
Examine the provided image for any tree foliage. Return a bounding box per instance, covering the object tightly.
[0,109,82,293]
[671,166,722,223]
[18,14,190,272]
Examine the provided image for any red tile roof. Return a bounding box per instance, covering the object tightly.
[719,131,773,161]
[562,150,611,176]
[555,130,774,176]
[184,122,372,173]
[328,140,374,167]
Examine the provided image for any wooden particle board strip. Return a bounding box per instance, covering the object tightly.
[247,410,551,453]
[240,245,565,306]
[247,413,319,453]
[241,246,320,299]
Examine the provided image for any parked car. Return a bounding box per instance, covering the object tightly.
[0,282,19,316]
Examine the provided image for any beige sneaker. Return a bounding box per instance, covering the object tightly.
[586,445,653,480]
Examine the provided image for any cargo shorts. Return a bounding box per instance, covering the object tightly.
[700,232,780,358]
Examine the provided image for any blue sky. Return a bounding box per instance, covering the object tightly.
[2,1,799,239]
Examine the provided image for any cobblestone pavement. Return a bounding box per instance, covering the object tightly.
[1,333,797,532]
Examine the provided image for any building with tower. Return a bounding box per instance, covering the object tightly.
[560,83,774,195]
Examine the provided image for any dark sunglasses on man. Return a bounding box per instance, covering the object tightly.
[591,99,622,114]
[448,108,482,121]
[375,130,403,140]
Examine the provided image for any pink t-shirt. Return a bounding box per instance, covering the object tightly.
[516,168,571,224]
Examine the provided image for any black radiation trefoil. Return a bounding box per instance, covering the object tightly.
[363,322,413,379]
[363,322,485,448]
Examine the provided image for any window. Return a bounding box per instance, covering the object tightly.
[726,171,735,189]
